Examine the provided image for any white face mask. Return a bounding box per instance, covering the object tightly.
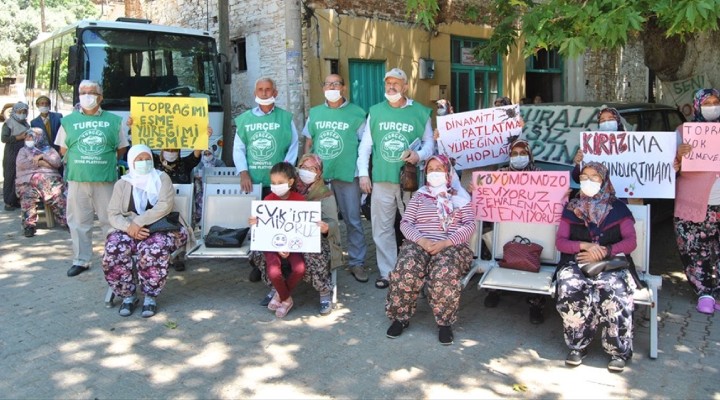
[598,120,618,131]
[162,151,179,162]
[437,107,448,116]
[701,105,720,121]
[510,155,529,170]
[134,159,154,175]
[324,90,342,103]
[255,96,275,106]
[270,183,291,197]
[25,140,35,148]
[38,106,50,114]
[426,171,447,188]
[298,169,317,184]
[79,94,98,110]
[202,154,214,163]
[385,92,403,103]
[580,180,602,197]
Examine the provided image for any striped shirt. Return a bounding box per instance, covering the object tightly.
[400,192,476,246]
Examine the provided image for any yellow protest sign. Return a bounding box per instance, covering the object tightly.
[130,96,208,150]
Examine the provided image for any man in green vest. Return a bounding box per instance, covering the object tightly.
[303,74,369,283]
[55,80,129,277]
[357,68,435,289]
[233,76,299,281]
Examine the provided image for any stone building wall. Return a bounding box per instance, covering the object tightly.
[583,38,648,103]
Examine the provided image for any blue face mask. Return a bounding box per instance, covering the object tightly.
[598,120,618,131]
[134,159,154,175]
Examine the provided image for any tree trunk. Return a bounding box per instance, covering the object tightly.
[125,0,143,18]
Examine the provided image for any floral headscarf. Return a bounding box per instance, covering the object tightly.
[494,96,512,106]
[692,88,720,122]
[598,107,626,130]
[566,161,617,226]
[416,155,470,232]
[503,138,540,171]
[295,153,332,201]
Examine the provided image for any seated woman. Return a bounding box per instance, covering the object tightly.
[252,154,341,316]
[15,128,67,237]
[483,138,546,324]
[555,162,637,372]
[385,155,476,345]
[102,145,190,318]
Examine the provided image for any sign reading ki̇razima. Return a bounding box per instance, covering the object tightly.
[250,200,322,253]
[581,131,677,198]
[130,96,209,150]
[437,105,523,170]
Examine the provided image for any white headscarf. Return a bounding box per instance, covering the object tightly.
[121,144,162,214]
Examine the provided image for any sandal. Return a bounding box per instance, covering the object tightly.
[267,291,281,311]
[375,278,389,289]
[275,296,294,318]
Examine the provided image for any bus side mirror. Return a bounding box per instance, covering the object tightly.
[67,45,77,85]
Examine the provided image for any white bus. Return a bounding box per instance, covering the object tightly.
[25,18,230,150]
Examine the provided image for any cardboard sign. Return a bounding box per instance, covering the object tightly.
[520,105,606,166]
[250,200,322,253]
[681,123,720,171]
[130,96,208,150]
[582,131,677,198]
[472,171,569,224]
[437,105,523,170]
[660,75,709,122]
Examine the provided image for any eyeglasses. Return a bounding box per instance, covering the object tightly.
[79,92,100,96]
[578,174,603,182]
[322,82,343,88]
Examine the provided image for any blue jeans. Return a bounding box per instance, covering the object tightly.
[331,178,367,267]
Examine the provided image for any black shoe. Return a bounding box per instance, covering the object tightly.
[23,226,36,238]
[386,320,409,338]
[608,357,626,372]
[119,297,138,317]
[565,348,588,366]
[260,290,275,306]
[438,325,454,345]
[141,303,157,318]
[67,264,89,277]
[248,266,262,282]
[4,204,18,211]
[172,261,185,271]
[484,291,500,308]
[529,305,544,324]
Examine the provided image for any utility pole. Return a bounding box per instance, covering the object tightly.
[284,0,306,147]
[39,0,46,32]
[218,0,233,164]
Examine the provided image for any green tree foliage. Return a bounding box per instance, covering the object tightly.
[406,0,720,63]
[0,0,96,78]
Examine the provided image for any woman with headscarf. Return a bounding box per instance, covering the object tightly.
[674,88,720,315]
[1,102,31,210]
[15,128,67,237]
[102,144,189,318]
[253,154,341,316]
[571,107,627,182]
[385,155,476,345]
[555,161,637,372]
[483,138,546,323]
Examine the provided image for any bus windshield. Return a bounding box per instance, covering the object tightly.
[80,28,222,110]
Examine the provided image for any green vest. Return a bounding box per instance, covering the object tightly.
[308,101,366,182]
[369,100,431,183]
[235,107,294,187]
[61,110,121,182]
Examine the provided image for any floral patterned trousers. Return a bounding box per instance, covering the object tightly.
[385,240,473,326]
[674,205,720,297]
[16,174,67,228]
[102,228,188,298]
[252,236,334,295]
[555,263,635,360]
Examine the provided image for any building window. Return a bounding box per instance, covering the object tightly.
[525,48,564,102]
[329,59,339,75]
[233,38,247,72]
[450,37,502,111]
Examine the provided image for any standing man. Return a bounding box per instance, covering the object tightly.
[303,74,369,283]
[30,95,63,152]
[357,68,434,289]
[55,80,129,277]
[233,76,299,281]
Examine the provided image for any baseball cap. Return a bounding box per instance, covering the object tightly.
[384,68,408,82]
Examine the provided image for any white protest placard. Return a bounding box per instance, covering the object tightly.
[250,200,322,253]
[437,105,523,170]
[581,131,677,198]
[681,123,720,172]
[471,171,569,224]
[660,75,710,122]
[520,105,607,166]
